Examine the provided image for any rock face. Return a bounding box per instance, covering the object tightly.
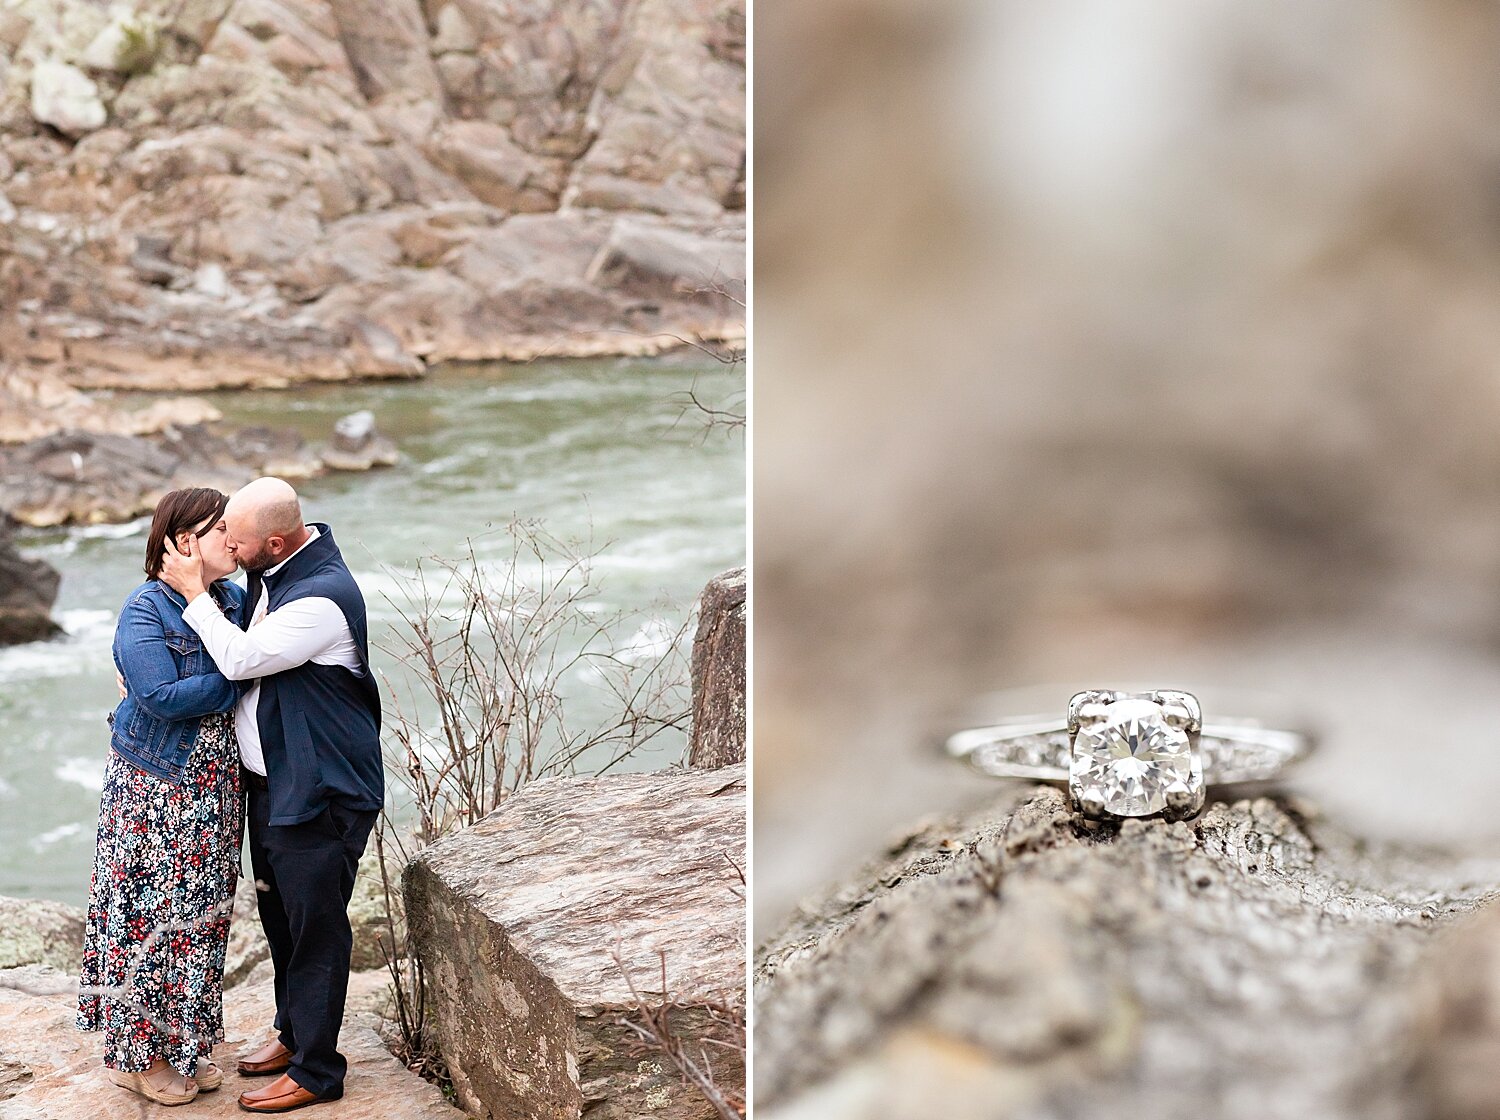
[0,0,745,390]
[0,430,192,527]
[0,367,220,445]
[689,567,746,768]
[753,788,1500,1120]
[0,523,61,645]
[406,766,746,1120]
[0,966,462,1118]
[0,407,400,527]
[0,897,83,972]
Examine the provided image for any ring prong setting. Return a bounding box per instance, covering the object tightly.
[1067,689,1205,823]
[1162,784,1206,822]
[1076,788,1108,821]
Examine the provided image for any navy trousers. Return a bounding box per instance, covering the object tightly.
[245,778,377,1099]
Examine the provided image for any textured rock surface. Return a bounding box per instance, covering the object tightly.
[27,60,104,135]
[0,967,466,1118]
[754,787,1500,1120]
[406,766,746,1120]
[0,0,744,389]
[0,523,61,645]
[0,898,82,973]
[0,410,398,527]
[0,368,220,445]
[688,566,745,769]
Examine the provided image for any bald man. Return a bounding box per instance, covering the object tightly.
[160,477,382,1113]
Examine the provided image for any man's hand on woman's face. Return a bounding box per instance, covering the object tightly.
[159,534,207,601]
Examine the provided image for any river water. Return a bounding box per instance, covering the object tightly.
[0,356,744,905]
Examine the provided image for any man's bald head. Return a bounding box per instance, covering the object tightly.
[224,477,310,572]
[228,477,303,536]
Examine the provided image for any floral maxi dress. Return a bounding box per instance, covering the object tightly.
[76,711,242,1078]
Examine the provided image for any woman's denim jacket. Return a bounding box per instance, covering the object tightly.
[109,578,246,784]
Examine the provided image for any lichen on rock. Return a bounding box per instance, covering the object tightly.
[0,896,84,973]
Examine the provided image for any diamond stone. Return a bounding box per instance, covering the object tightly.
[1069,696,1203,819]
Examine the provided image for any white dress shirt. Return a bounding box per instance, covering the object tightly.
[182,526,361,776]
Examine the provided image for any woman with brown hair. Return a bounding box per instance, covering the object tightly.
[75,487,247,1106]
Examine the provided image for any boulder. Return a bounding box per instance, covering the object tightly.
[342,316,424,378]
[119,397,225,436]
[430,5,478,55]
[0,522,62,646]
[0,967,463,1118]
[425,120,564,212]
[0,897,83,972]
[221,875,269,990]
[586,218,745,300]
[128,231,189,287]
[688,567,746,768]
[0,429,214,527]
[405,766,746,1120]
[562,0,745,214]
[28,61,106,136]
[322,410,398,472]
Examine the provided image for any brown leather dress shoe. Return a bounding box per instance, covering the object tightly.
[236,1039,293,1077]
[237,1073,339,1113]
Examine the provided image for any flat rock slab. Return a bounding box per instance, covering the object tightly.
[406,766,746,1120]
[754,787,1500,1120]
[0,968,468,1119]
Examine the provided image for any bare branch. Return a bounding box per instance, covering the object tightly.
[368,517,696,1088]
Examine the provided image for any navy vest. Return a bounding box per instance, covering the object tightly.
[255,523,383,825]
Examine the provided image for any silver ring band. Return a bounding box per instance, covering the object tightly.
[946,717,1315,786]
[943,688,1317,822]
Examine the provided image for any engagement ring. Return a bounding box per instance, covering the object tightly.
[944,688,1315,822]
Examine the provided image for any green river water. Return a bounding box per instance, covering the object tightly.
[0,356,745,905]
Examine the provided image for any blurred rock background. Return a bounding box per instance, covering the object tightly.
[754,0,1500,928]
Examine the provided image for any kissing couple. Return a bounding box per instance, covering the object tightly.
[74,477,384,1113]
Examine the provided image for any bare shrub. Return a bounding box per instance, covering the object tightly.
[369,519,694,1084]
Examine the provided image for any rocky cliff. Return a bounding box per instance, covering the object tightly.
[0,0,745,389]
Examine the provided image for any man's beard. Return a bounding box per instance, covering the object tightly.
[237,544,275,572]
